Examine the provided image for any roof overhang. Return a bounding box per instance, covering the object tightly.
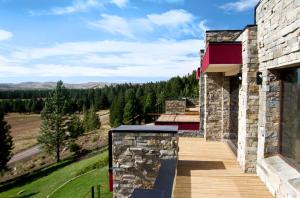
[201,42,242,76]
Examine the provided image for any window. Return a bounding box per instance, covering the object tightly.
[281,67,300,168]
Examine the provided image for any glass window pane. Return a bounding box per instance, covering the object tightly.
[281,67,300,168]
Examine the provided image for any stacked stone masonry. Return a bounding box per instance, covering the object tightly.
[237,26,260,173]
[112,132,178,198]
[165,100,186,114]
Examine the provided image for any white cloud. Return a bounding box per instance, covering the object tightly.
[220,0,259,12]
[198,20,209,37]
[0,29,13,41]
[111,0,128,8]
[88,14,135,39]
[3,39,204,78]
[29,0,103,16]
[88,9,206,39]
[29,0,128,16]
[147,9,193,26]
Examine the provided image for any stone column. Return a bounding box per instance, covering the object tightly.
[237,26,260,173]
[257,70,281,162]
[204,73,224,141]
[222,77,231,140]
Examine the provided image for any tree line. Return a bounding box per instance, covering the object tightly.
[0,71,198,116]
[0,71,198,169]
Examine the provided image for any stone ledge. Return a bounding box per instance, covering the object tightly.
[257,155,300,198]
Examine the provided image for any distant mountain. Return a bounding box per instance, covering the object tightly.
[0,82,112,90]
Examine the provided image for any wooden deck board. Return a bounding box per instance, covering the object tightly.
[174,137,273,198]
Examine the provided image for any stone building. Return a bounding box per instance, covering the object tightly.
[109,125,178,198]
[199,0,299,197]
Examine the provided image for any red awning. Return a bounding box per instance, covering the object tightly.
[201,42,242,76]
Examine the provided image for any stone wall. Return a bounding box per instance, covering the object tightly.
[112,132,178,198]
[256,0,300,70]
[229,77,240,146]
[205,30,241,46]
[199,73,205,131]
[237,26,260,173]
[165,100,186,114]
[256,0,299,162]
[204,73,224,141]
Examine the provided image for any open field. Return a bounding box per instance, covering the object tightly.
[5,113,41,154]
[5,110,110,154]
[0,151,112,198]
[2,110,111,184]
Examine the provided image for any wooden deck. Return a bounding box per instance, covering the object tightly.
[174,137,273,198]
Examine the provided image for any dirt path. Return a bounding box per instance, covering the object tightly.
[8,145,40,166]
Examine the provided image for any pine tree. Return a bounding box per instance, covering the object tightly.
[83,107,100,132]
[123,89,136,124]
[0,111,13,171]
[37,81,69,163]
[68,115,84,139]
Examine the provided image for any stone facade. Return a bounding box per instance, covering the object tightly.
[200,0,300,196]
[112,132,178,198]
[165,100,186,114]
[255,1,300,195]
[205,30,241,46]
[256,0,300,70]
[236,26,260,173]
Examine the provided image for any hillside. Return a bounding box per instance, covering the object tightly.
[0,82,112,90]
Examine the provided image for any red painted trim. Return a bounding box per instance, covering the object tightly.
[201,42,242,72]
[155,122,199,131]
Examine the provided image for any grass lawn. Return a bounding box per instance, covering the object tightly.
[52,167,111,198]
[0,151,112,198]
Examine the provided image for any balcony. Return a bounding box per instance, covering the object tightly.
[174,137,273,198]
[201,42,242,76]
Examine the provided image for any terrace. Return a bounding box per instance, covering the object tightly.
[174,137,273,198]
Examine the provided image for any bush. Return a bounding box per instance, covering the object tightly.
[69,143,82,157]
[75,154,108,176]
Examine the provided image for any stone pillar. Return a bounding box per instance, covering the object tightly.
[222,77,231,140]
[204,73,223,141]
[203,73,231,141]
[237,26,260,173]
[112,131,178,198]
[257,70,281,162]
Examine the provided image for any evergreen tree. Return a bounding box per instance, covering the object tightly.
[83,107,100,132]
[123,89,136,124]
[0,111,13,171]
[38,81,69,163]
[144,91,156,123]
[110,93,125,127]
[68,115,84,139]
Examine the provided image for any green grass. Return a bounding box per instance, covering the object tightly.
[52,167,111,198]
[0,151,112,198]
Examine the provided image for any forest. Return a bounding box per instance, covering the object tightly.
[0,71,198,127]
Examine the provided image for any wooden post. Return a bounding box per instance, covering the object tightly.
[91,186,94,198]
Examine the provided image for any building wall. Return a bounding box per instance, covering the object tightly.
[112,132,178,198]
[202,31,242,141]
[204,73,224,141]
[255,0,300,197]
[205,30,241,46]
[236,26,260,173]
[256,0,300,70]
[256,0,300,161]
[165,100,186,114]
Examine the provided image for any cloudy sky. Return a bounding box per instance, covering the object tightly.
[0,0,259,83]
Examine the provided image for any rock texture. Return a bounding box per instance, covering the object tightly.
[165,100,186,114]
[236,26,260,173]
[112,132,178,198]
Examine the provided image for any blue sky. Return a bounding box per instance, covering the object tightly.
[0,0,259,83]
